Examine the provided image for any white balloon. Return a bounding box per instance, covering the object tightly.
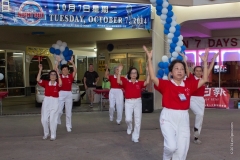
[172,52,178,58]
[161,20,166,25]
[0,73,4,80]
[167,33,174,39]
[61,60,67,64]
[172,15,177,20]
[162,55,169,62]
[169,27,176,33]
[61,42,67,47]
[162,75,168,80]
[152,3,157,7]
[175,46,181,53]
[162,8,168,14]
[167,39,172,44]
[171,21,177,27]
[60,46,65,52]
[54,44,60,49]
[60,53,65,60]
[56,40,62,46]
[150,0,156,4]
[178,35,183,40]
[177,40,183,46]
[160,14,167,20]
[171,57,177,61]
[162,1,169,8]
[52,44,56,48]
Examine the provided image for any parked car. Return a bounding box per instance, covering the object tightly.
[35,73,81,107]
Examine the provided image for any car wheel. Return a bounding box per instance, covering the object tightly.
[35,100,42,108]
[73,99,81,107]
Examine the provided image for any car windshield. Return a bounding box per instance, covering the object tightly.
[41,74,49,80]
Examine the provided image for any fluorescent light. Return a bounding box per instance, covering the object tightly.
[105,28,113,30]
[0,50,4,52]
[13,53,23,55]
[94,48,97,52]
[11,56,22,57]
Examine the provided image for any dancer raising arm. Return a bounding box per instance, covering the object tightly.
[117,64,150,143]
[143,45,208,160]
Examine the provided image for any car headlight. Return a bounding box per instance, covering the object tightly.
[72,89,79,94]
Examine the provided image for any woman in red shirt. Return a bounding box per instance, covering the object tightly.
[117,65,150,143]
[37,64,62,141]
[186,50,219,144]
[105,65,124,125]
[143,45,208,160]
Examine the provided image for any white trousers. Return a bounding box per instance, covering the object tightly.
[160,108,190,160]
[41,96,59,139]
[190,96,205,135]
[109,88,124,123]
[58,91,73,128]
[125,98,142,141]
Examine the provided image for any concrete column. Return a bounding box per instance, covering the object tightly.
[152,11,165,110]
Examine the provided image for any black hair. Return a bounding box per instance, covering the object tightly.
[89,63,93,66]
[127,67,139,80]
[61,64,69,71]
[193,66,203,72]
[48,70,58,80]
[169,60,186,74]
[104,69,110,72]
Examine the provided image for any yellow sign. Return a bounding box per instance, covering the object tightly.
[26,46,53,56]
[98,60,105,72]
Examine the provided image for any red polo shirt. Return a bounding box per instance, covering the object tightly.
[60,74,73,91]
[187,74,205,97]
[121,78,145,99]
[154,78,199,110]
[38,80,61,98]
[109,75,123,89]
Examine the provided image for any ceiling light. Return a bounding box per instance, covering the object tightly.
[94,48,97,52]
[13,53,23,55]
[105,28,113,30]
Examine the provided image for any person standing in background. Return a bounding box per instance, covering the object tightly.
[84,64,99,108]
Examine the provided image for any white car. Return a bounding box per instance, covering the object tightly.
[35,73,81,107]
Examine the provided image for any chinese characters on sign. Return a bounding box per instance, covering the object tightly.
[204,88,230,109]
[0,0,151,29]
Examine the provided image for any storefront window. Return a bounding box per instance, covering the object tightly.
[109,54,127,75]
[77,56,87,82]
[0,51,6,88]
[127,53,146,75]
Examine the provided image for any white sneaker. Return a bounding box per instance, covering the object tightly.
[193,128,200,137]
[194,139,202,144]
[132,138,139,143]
[42,134,49,140]
[67,127,72,132]
[127,129,132,135]
[50,137,56,141]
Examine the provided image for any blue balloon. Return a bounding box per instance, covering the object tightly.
[65,56,71,61]
[167,4,173,11]
[175,24,181,30]
[164,23,171,30]
[170,43,177,49]
[163,62,169,69]
[177,55,183,61]
[157,74,162,79]
[158,62,164,68]
[49,47,55,54]
[158,69,164,77]
[169,48,175,53]
[55,49,61,55]
[64,47,69,52]
[166,17,172,24]
[174,31,181,37]
[168,57,172,63]
[167,11,174,17]
[181,46,186,52]
[156,6,163,12]
[156,0,163,5]
[164,68,169,75]
[156,11,162,16]
[63,50,68,56]
[172,37,179,43]
[164,29,169,35]
[68,50,73,56]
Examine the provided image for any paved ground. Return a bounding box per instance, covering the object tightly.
[0,109,239,160]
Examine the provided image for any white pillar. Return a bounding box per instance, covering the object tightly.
[152,10,165,110]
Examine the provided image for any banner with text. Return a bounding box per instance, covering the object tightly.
[0,0,151,29]
[204,88,230,109]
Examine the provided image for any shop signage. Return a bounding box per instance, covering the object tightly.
[183,37,239,49]
[0,0,151,29]
[204,88,230,109]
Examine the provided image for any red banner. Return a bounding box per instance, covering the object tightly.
[204,88,230,109]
